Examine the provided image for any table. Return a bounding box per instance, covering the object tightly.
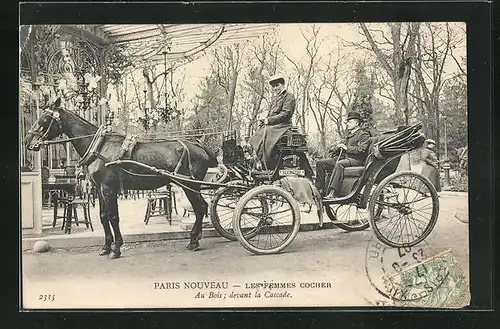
[42,179,78,207]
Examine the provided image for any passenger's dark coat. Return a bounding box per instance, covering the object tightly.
[343,128,371,163]
[248,89,295,169]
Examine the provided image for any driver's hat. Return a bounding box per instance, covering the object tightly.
[268,74,285,86]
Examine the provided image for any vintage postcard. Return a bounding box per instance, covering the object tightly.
[20,22,470,309]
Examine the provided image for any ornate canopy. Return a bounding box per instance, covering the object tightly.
[98,24,278,67]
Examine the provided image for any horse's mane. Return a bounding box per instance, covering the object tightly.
[61,107,99,131]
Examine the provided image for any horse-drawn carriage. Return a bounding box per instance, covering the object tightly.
[212,124,439,254]
[24,97,440,258]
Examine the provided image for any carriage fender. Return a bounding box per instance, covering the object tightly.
[273,177,323,227]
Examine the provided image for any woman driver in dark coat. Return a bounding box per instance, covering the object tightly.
[248,74,295,170]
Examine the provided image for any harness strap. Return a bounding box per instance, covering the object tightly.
[174,143,187,175]
[175,140,195,179]
[117,134,138,160]
[78,125,107,167]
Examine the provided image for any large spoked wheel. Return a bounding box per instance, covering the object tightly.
[324,187,383,232]
[325,203,370,231]
[233,185,301,255]
[368,171,439,248]
[209,180,254,241]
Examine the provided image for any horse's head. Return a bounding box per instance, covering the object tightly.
[24,97,64,151]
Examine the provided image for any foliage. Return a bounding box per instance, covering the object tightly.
[358,22,420,126]
[20,76,34,107]
[439,78,467,155]
[184,74,229,152]
[351,60,376,135]
[104,23,465,162]
[105,45,133,86]
[447,171,468,192]
[371,98,394,132]
[283,24,328,134]
[238,34,282,137]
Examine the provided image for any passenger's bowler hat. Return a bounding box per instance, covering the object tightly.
[346,111,362,121]
[268,74,285,85]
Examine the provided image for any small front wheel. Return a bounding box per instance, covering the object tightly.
[233,185,301,255]
[210,181,253,241]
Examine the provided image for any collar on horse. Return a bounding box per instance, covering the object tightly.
[77,125,109,167]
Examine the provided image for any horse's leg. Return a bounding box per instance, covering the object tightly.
[101,184,123,259]
[97,188,114,256]
[184,188,207,251]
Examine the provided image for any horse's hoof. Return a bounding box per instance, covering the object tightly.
[186,243,200,251]
[108,251,121,259]
[99,249,111,256]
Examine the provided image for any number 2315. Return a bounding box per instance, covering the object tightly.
[39,294,55,302]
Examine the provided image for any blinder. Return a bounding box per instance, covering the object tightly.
[27,108,64,145]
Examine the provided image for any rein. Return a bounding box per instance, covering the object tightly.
[41,133,97,145]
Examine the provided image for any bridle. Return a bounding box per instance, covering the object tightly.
[26,109,64,149]
[26,108,96,149]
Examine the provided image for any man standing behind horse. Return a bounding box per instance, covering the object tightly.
[315,111,371,198]
[248,74,295,170]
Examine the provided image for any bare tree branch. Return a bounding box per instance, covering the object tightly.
[359,23,394,77]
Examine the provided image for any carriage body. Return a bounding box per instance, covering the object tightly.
[230,122,441,254]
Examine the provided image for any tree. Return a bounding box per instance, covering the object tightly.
[308,58,335,157]
[185,73,228,152]
[410,23,464,159]
[240,35,282,137]
[359,22,420,126]
[282,24,328,133]
[104,44,133,87]
[325,63,356,138]
[439,77,467,162]
[212,44,244,132]
[308,47,347,157]
[351,60,376,135]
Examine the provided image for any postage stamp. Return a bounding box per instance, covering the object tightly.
[365,236,470,308]
[383,249,470,308]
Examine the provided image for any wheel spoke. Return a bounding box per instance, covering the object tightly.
[369,172,438,247]
[234,187,299,253]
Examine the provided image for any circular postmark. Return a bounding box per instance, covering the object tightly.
[365,235,449,304]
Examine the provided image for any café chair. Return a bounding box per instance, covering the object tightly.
[52,181,94,234]
[144,186,177,225]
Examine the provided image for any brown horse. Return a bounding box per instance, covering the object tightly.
[24,97,218,259]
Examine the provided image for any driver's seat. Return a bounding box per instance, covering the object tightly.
[251,126,311,180]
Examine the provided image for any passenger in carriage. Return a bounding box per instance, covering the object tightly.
[315,111,371,198]
[248,74,295,170]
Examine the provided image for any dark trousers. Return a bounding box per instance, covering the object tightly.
[315,157,363,195]
[315,158,337,193]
